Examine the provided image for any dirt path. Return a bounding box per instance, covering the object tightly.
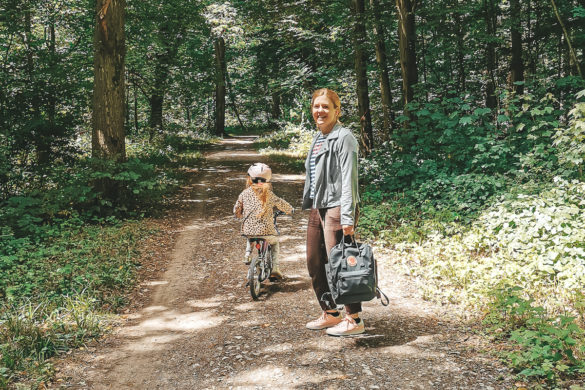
[54,137,515,389]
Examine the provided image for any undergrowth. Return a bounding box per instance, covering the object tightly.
[0,131,210,389]
[358,90,585,387]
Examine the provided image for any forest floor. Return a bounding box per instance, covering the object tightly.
[51,137,517,389]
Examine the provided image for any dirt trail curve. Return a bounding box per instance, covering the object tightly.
[55,137,515,389]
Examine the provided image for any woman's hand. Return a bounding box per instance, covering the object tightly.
[342,225,354,236]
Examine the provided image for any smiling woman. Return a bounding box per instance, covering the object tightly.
[302,88,364,337]
[311,90,341,135]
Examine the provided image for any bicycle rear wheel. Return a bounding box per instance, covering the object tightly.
[249,256,262,300]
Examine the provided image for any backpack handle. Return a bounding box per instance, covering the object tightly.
[340,235,361,270]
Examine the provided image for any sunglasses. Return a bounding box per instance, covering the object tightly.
[251,177,267,184]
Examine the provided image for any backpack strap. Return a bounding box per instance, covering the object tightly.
[377,287,389,306]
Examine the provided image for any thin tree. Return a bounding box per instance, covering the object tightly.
[351,0,373,154]
[484,0,498,109]
[509,0,524,94]
[370,0,394,136]
[550,0,582,77]
[452,0,465,92]
[214,36,226,137]
[396,0,418,116]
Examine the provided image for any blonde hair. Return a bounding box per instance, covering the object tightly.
[311,88,341,110]
[246,176,272,217]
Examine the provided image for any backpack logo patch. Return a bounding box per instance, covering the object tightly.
[347,256,357,267]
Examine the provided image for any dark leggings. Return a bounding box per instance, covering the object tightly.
[306,207,362,315]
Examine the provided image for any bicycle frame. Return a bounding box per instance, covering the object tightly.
[246,210,284,300]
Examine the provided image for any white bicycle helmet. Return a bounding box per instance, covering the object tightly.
[247,162,272,182]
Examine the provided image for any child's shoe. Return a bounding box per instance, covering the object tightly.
[269,267,283,280]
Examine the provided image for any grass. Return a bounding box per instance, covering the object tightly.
[0,130,212,389]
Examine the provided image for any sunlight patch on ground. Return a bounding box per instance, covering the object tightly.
[177,218,236,233]
[186,297,223,309]
[272,173,305,181]
[207,151,259,160]
[228,365,344,388]
[222,137,257,144]
[232,302,256,311]
[142,305,168,314]
[179,198,220,203]
[261,342,294,353]
[124,310,225,335]
[408,334,440,344]
[296,338,347,353]
[143,280,169,287]
[123,334,183,353]
[201,167,234,173]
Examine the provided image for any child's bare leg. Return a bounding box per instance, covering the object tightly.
[244,239,251,264]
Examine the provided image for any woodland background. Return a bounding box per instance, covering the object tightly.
[1,0,584,388]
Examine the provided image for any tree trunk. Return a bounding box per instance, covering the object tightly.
[148,65,164,140]
[396,0,418,114]
[484,0,497,109]
[351,0,373,154]
[92,0,126,162]
[551,0,582,77]
[453,1,466,92]
[370,0,394,136]
[133,81,138,133]
[148,94,163,140]
[24,8,48,164]
[147,34,184,138]
[509,0,524,94]
[48,18,56,129]
[271,92,281,122]
[214,36,226,137]
[271,57,281,122]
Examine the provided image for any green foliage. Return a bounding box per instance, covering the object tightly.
[254,121,314,173]
[388,179,585,309]
[0,220,155,305]
[484,287,585,384]
[0,157,176,240]
[256,122,314,157]
[0,294,110,387]
[0,219,154,387]
[553,97,585,178]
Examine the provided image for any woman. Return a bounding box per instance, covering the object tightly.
[302,88,363,336]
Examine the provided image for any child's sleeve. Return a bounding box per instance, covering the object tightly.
[234,194,243,218]
[272,193,293,215]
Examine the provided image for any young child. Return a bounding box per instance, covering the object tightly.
[233,162,293,279]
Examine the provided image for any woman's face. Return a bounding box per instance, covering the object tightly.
[312,95,339,133]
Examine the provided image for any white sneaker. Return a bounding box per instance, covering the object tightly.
[305,311,342,330]
[326,315,365,336]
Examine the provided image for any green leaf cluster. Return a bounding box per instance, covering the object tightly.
[484,287,585,384]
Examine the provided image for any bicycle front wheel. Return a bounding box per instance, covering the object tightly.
[249,256,262,300]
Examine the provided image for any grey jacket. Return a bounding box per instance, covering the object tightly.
[302,123,360,226]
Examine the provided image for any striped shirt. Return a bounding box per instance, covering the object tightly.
[309,133,328,199]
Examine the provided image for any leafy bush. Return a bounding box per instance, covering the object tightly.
[0,294,111,387]
[484,287,585,384]
[256,121,314,158]
[553,96,585,179]
[390,178,585,314]
[0,220,155,306]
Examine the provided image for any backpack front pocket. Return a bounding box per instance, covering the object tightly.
[337,270,375,301]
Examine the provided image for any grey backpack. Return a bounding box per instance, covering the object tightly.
[322,237,389,307]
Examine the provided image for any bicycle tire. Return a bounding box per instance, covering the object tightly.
[249,256,262,300]
[265,247,273,276]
